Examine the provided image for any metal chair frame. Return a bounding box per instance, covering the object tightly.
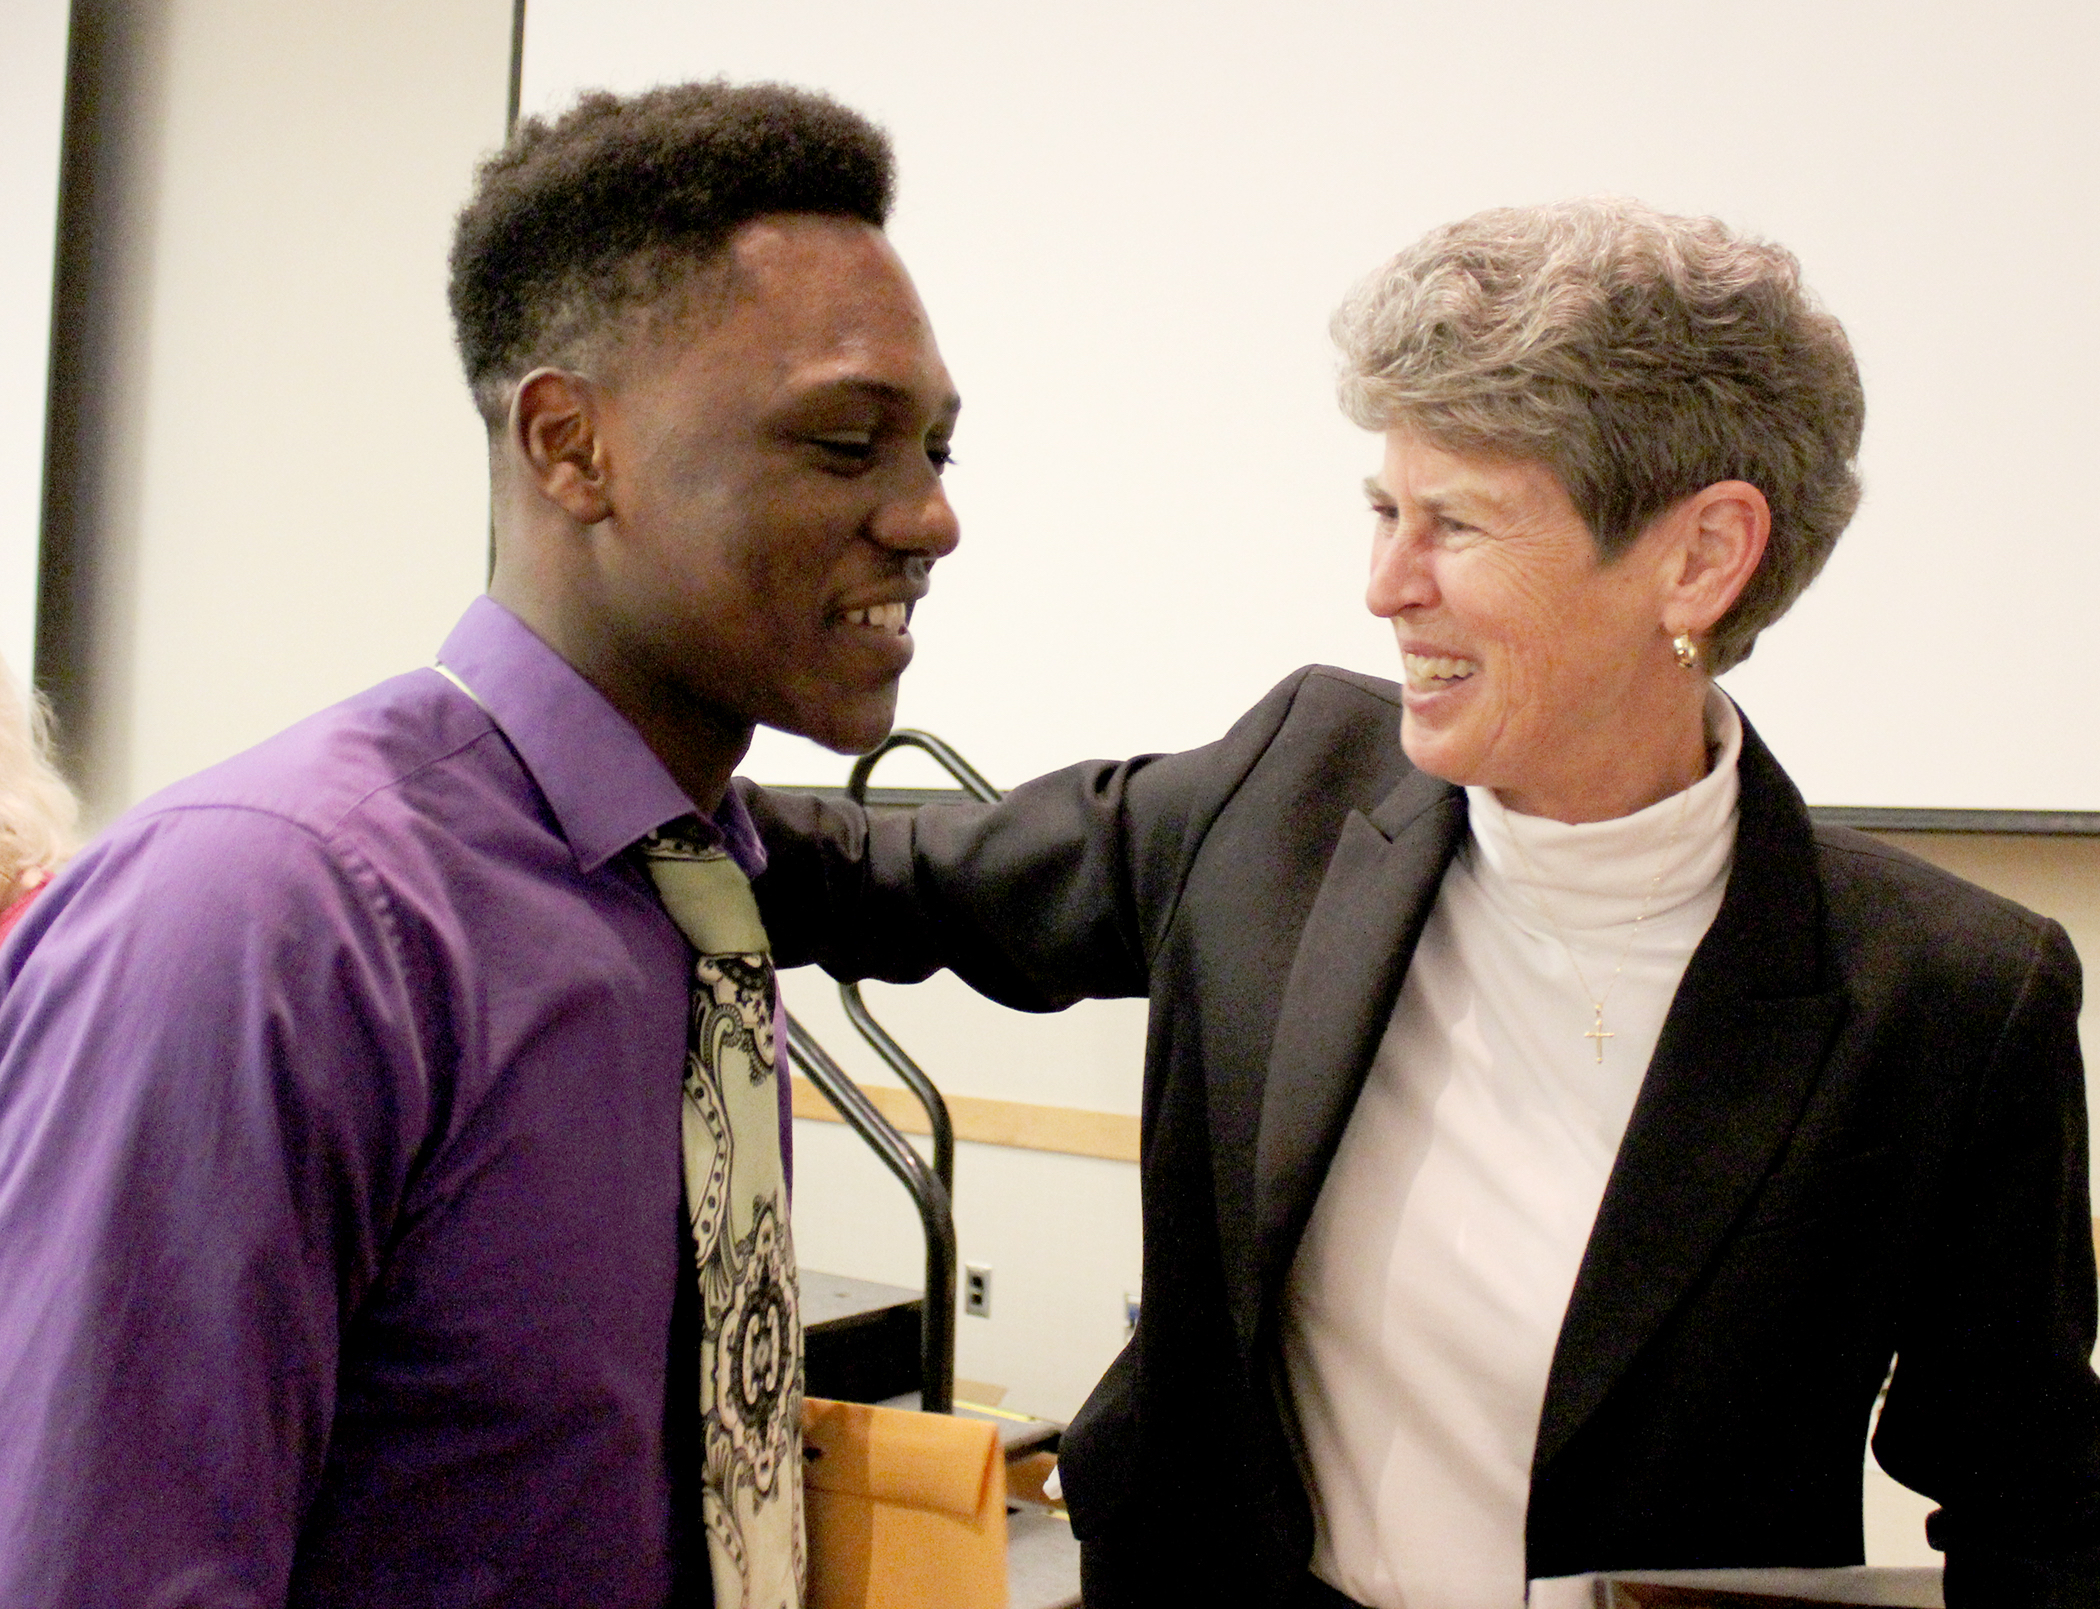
[788,730,1002,1416]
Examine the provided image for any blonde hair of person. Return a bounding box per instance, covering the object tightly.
[0,656,78,908]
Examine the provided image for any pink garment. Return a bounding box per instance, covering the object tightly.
[0,878,45,947]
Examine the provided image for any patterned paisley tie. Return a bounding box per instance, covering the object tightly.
[642,821,803,1609]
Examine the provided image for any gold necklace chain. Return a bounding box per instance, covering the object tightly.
[1500,789,1693,1064]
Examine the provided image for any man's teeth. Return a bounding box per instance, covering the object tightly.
[1403,652,1479,689]
[842,602,909,632]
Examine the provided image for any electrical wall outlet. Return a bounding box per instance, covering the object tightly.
[1124,1292,1141,1341]
[964,1263,992,1318]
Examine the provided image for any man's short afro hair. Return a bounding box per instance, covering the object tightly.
[448,79,895,424]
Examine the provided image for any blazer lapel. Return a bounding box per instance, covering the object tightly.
[1239,769,1468,1350]
[1534,716,1847,1472]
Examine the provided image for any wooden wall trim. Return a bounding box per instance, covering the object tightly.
[790,1075,1140,1164]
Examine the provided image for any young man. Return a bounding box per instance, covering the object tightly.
[0,81,959,1608]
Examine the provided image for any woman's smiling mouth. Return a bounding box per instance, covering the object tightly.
[1402,652,1479,691]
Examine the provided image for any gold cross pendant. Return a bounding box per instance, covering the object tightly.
[1583,1006,1615,1064]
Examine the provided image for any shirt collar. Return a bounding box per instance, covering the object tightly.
[435,595,765,880]
[1462,686,1742,928]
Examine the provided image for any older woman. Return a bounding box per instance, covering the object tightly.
[0,655,77,947]
[747,200,2100,1608]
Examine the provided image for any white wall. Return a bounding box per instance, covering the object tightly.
[519,0,2100,813]
[0,0,70,681]
[49,0,509,821]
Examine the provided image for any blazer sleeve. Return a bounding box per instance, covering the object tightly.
[741,668,1321,1011]
[1871,915,2100,1607]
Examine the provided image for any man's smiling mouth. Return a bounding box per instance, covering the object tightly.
[1403,652,1478,691]
[840,602,909,634]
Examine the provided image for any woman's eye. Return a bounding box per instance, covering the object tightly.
[927,442,956,475]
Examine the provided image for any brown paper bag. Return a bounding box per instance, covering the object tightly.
[802,1396,1009,1609]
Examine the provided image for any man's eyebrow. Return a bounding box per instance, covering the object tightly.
[1363,476,1391,503]
[799,376,962,420]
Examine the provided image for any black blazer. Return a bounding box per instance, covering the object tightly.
[746,666,2100,1608]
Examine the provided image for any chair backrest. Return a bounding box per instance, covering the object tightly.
[803,1396,1008,1609]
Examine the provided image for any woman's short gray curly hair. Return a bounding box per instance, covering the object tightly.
[1333,198,1863,673]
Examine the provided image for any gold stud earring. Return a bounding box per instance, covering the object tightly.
[1672,632,1700,671]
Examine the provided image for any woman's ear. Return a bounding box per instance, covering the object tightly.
[1665,479,1771,637]
[510,368,613,525]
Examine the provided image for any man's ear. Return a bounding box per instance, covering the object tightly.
[510,368,613,525]
[1664,479,1771,638]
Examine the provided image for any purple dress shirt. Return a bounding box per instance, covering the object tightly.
[0,596,780,1608]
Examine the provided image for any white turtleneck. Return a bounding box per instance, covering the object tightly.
[1282,690,1744,1609]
